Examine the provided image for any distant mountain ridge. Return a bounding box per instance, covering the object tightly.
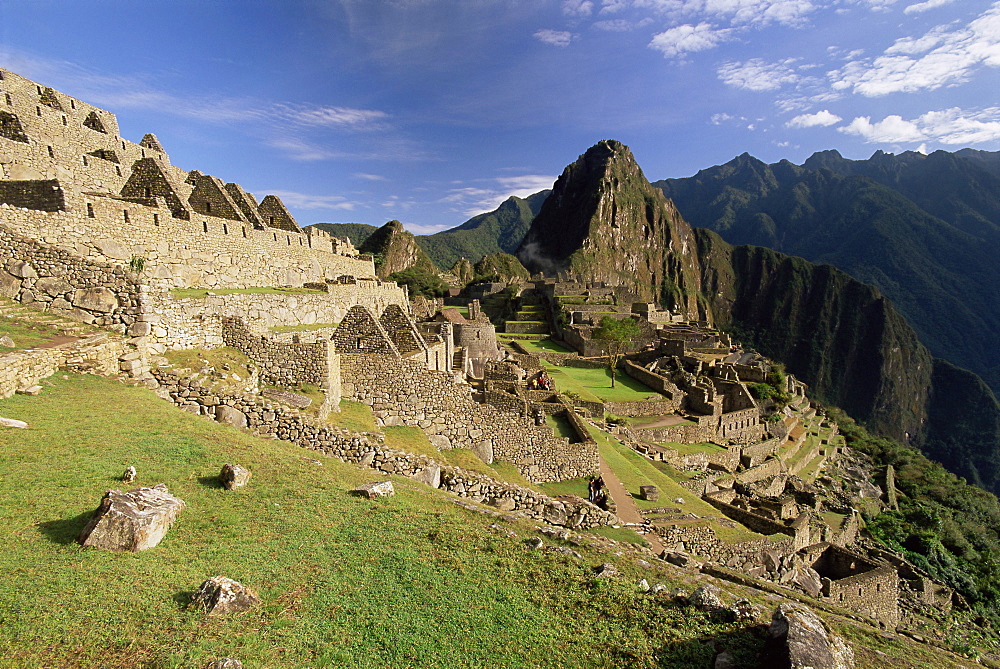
[654,148,1000,394]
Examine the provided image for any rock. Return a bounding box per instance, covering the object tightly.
[220,464,251,490]
[189,576,261,616]
[215,406,248,429]
[639,485,659,501]
[690,584,725,610]
[77,484,186,552]
[0,416,28,429]
[411,465,441,488]
[662,550,700,568]
[759,603,855,669]
[8,261,37,279]
[261,387,312,409]
[34,276,72,297]
[71,287,118,313]
[792,566,823,598]
[0,272,19,299]
[489,496,516,512]
[352,480,395,499]
[0,335,15,347]
[730,598,763,623]
[122,466,137,483]
[206,659,243,669]
[526,536,544,550]
[595,563,618,579]
[637,578,650,592]
[127,321,152,337]
[542,503,567,526]
[673,497,685,505]
[16,385,43,396]
[714,650,737,669]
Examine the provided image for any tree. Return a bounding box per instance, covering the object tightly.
[592,316,642,388]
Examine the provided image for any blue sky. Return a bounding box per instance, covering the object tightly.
[1,0,998,233]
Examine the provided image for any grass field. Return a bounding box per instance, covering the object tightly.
[544,365,662,404]
[0,317,69,350]
[514,339,573,354]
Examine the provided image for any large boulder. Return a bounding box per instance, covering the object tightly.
[215,406,248,429]
[759,603,855,669]
[220,464,251,490]
[77,484,186,551]
[0,272,20,299]
[72,287,118,313]
[189,576,261,616]
[352,480,395,499]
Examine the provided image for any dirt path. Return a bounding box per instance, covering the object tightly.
[599,458,663,554]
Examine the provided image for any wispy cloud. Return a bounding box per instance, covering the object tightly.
[563,0,595,17]
[534,29,575,46]
[649,23,730,58]
[838,107,1000,144]
[904,0,955,13]
[829,3,1000,97]
[440,174,555,217]
[718,58,801,90]
[258,189,365,211]
[353,172,389,182]
[787,109,841,127]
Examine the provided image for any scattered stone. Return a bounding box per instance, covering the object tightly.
[714,650,736,669]
[352,480,395,499]
[206,659,243,669]
[77,484,186,552]
[122,466,137,483]
[552,546,582,559]
[526,537,544,550]
[690,584,725,610]
[759,603,855,669]
[411,465,441,488]
[214,406,248,429]
[730,598,762,623]
[673,497,685,505]
[595,563,618,579]
[0,416,28,429]
[0,335,14,347]
[220,464,251,490]
[639,485,659,501]
[667,587,689,603]
[651,583,667,594]
[637,578,650,592]
[300,457,323,466]
[261,387,312,409]
[489,496,516,512]
[16,385,43,396]
[189,576,261,616]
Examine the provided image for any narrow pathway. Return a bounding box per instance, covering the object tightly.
[599,458,664,554]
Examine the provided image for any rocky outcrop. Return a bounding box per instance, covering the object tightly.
[77,484,186,552]
[516,140,703,317]
[189,576,261,616]
[360,220,438,279]
[759,604,855,669]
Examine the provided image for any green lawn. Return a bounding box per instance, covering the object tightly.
[543,365,662,404]
[0,317,70,350]
[545,413,579,440]
[328,400,378,432]
[0,373,773,668]
[514,338,573,354]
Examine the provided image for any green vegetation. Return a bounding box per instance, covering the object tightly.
[170,286,324,299]
[328,400,378,433]
[308,222,379,248]
[545,413,578,440]
[514,338,572,354]
[162,347,252,381]
[592,316,642,388]
[0,373,778,668]
[0,316,71,350]
[829,407,1000,621]
[471,252,530,285]
[387,266,448,298]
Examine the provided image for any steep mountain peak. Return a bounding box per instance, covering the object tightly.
[516,139,703,316]
[359,219,437,279]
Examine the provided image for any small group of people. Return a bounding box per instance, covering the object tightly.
[588,475,609,510]
[528,373,553,391]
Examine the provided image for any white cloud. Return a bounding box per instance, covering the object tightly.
[630,0,818,27]
[258,189,363,211]
[594,18,635,31]
[718,58,800,90]
[649,23,730,58]
[786,109,842,127]
[563,0,595,16]
[838,107,1000,145]
[710,112,736,124]
[830,3,1000,96]
[283,105,388,128]
[534,29,574,47]
[441,174,556,217]
[354,173,388,182]
[496,174,556,197]
[904,0,955,14]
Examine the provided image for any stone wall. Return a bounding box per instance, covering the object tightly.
[220,316,335,393]
[340,352,599,483]
[0,334,131,398]
[623,360,679,396]
[150,368,617,529]
[658,523,794,569]
[604,398,680,417]
[0,223,143,330]
[0,179,64,211]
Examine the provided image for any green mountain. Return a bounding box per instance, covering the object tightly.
[516,140,703,316]
[521,140,1000,497]
[654,150,1000,394]
[417,192,549,270]
[358,220,438,279]
[309,222,379,248]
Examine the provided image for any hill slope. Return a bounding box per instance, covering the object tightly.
[308,222,379,248]
[655,149,1000,393]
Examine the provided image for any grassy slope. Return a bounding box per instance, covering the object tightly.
[0,374,781,669]
[544,365,662,404]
